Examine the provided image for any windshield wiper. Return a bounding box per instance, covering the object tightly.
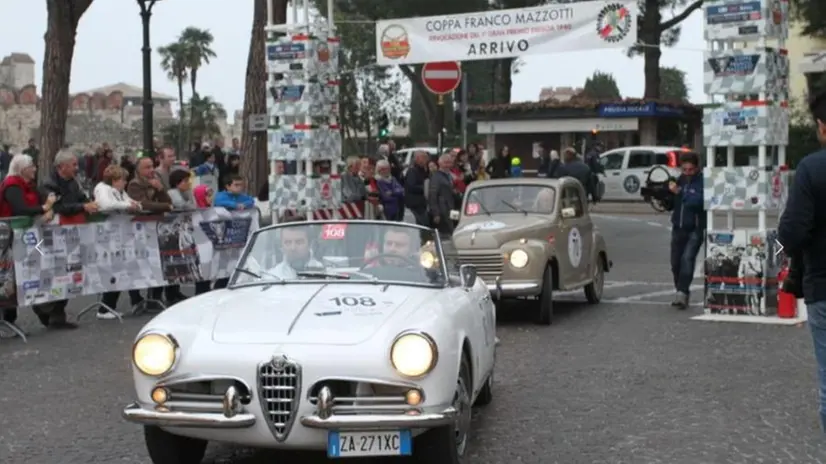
[296,271,351,280]
[469,195,492,216]
[501,199,527,215]
[235,267,283,281]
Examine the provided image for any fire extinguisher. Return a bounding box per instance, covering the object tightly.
[777,262,797,318]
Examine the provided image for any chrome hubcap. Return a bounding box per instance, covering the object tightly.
[453,375,472,455]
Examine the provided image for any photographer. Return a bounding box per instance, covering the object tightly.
[667,151,705,309]
[778,90,826,432]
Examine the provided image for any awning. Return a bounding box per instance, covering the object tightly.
[799,52,826,74]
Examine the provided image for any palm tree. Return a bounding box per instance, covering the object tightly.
[158,41,189,156]
[187,95,225,144]
[179,27,216,98]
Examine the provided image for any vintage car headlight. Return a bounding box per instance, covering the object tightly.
[419,251,436,269]
[390,332,437,378]
[510,249,529,268]
[133,333,178,377]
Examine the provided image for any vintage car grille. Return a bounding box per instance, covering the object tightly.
[258,359,301,441]
[308,380,419,416]
[457,253,504,282]
[159,376,252,413]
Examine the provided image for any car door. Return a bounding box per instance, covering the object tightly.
[557,185,592,286]
[472,275,496,380]
[622,149,658,200]
[599,150,627,201]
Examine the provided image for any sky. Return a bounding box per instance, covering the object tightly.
[0,0,705,122]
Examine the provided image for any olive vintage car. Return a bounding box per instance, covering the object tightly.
[449,177,611,324]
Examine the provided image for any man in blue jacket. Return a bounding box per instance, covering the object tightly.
[778,90,826,432]
[668,151,705,309]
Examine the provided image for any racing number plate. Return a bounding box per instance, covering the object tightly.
[327,430,412,458]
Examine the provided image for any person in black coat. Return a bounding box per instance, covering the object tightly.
[486,146,511,179]
[404,151,430,226]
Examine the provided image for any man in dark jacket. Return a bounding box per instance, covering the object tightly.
[556,148,592,195]
[38,150,100,329]
[667,151,705,309]
[211,139,227,190]
[405,151,429,226]
[429,154,456,237]
[486,147,511,179]
[778,90,826,432]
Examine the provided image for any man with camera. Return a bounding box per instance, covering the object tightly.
[778,91,826,432]
[667,151,705,309]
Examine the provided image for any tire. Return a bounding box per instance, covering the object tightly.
[536,265,554,325]
[474,370,493,407]
[144,425,207,464]
[414,356,473,463]
[585,254,605,304]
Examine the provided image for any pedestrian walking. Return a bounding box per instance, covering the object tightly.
[429,154,457,237]
[666,151,705,309]
[404,151,430,226]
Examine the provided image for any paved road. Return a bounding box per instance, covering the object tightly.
[1,213,824,463]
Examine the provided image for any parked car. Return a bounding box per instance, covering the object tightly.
[598,145,683,201]
[449,177,611,324]
[123,220,496,463]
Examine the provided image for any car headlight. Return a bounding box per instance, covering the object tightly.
[133,333,178,377]
[390,332,437,378]
[510,249,529,268]
[419,251,436,269]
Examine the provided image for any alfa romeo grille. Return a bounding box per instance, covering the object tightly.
[257,359,301,441]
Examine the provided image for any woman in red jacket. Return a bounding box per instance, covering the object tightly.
[0,154,56,326]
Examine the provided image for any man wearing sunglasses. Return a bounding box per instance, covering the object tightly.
[778,90,826,432]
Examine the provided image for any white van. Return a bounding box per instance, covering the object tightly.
[598,146,684,201]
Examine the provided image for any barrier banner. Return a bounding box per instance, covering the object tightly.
[10,208,258,306]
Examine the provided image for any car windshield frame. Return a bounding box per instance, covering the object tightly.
[228,219,451,289]
[463,184,557,217]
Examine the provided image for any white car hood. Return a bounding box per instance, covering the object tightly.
[211,283,430,345]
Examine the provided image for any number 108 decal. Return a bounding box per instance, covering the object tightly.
[329,296,376,307]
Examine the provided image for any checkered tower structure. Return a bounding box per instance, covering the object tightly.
[700,0,791,317]
[265,2,342,222]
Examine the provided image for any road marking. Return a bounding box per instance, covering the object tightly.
[611,284,703,301]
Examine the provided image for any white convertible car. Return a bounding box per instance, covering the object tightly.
[123,220,496,463]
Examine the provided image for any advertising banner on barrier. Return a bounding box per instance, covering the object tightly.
[374,0,638,65]
[8,208,258,306]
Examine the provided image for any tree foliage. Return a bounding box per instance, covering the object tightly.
[658,66,688,101]
[158,41,189,155]
[581,71,622,100]
[789,0,826,38]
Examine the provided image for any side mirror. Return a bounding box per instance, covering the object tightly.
[449,209,460,220]
[459,264,477,289]
[561,207,576,219]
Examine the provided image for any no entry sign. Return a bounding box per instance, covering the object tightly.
[422,61,461,95]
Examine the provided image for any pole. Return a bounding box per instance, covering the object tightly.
[436,94,444,154]
[460,72,468,149]
[139,0,156,156]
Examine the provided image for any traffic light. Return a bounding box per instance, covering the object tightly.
[378,113,389,138]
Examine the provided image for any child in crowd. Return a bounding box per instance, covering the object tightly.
[193,184,213,208]
[167,169,196,209]
[213,174,254,210]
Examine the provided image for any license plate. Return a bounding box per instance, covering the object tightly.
[327,430,412,458]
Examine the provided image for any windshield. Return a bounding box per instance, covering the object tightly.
[464,185,556,216]
[231,221,447,287]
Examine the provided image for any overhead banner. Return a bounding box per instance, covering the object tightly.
[8,208,258,306]
[375,0,638,65]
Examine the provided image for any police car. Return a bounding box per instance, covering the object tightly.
[598,146,685,201]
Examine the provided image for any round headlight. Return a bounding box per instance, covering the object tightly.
[390,333,437,378]
[420,251,436,269]
[133,333,177,377]
[510,249,529,268]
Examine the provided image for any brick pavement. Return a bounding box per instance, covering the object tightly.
[0,214,824,463]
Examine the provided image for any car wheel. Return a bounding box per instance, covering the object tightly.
[414,356,473,463]
[144,425,207,464]
[536,265,554,325]
[474,369,493,406]
[584,255,604,304]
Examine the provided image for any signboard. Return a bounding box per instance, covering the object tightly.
[247,114,268,132]
[375,0,638,65]
[703,48,788,95]
[703,0,788,41]
[598,102,684,118]
[702,102,789,146]
[422,62,462,94]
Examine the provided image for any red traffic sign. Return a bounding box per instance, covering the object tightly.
[422,61,461,95]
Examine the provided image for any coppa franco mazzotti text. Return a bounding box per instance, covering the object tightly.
[424,7,575,32]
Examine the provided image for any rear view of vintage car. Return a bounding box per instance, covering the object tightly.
[451,178,611,324]
[123,221,496,463]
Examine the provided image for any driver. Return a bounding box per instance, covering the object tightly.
[271,226,323,278]
[365,228,418,268]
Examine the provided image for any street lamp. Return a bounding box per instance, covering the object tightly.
[137,0,160,156]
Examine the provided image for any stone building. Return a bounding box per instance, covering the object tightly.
[0,53,35,91]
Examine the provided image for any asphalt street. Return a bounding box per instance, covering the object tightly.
[1,211,824,463]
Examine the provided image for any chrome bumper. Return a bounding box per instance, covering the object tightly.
[300,406,457,431]
[487,277,541,298]
[122,403,256,429]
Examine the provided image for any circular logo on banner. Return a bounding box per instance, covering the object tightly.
[568,227,582,268]
[596,4,632,43]
[748,169,759,181]
[623,175,640,193]
[379,25,410,60]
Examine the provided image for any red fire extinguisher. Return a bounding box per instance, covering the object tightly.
[777,263,797,318]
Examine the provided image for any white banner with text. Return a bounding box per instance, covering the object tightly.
[375,0,638,65]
